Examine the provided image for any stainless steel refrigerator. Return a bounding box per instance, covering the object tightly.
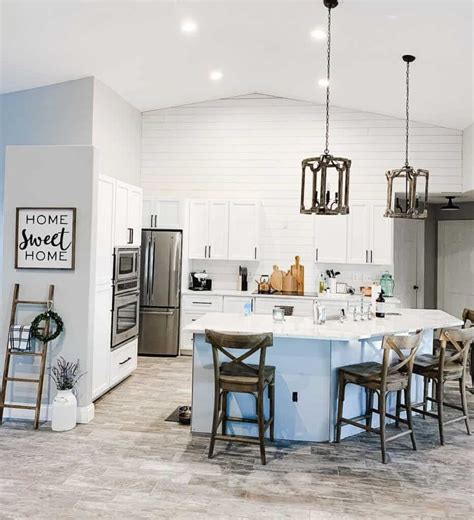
[139,230,182,356]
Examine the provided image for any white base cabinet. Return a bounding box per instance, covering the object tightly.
[110,338,138,388]
[92,284,113,400]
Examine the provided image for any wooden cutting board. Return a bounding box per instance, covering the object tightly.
[290,255,304,294]
[269,265,284,291]
[282,270,297,293]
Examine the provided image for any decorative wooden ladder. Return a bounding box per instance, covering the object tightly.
[0,284,55,429]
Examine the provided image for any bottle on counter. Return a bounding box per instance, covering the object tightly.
[376,291,386,318]
[313,301,326,324]
[318,274,326,294]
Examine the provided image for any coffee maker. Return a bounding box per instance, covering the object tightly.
[189,271,212,291]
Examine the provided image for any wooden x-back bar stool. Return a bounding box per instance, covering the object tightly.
[205,329,275,465]
[336,330,423,463]
[408,327,474,444]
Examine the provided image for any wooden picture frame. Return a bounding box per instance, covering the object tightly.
[15,207,76,270]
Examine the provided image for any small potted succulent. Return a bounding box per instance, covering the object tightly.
[49,357,84,432]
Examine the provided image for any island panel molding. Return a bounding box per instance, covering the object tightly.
[15,207,77,270]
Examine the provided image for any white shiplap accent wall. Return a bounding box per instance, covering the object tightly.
[141,94,463,291]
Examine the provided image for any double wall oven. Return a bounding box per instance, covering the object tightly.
[111,247,140,349]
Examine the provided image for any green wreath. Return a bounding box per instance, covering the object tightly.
[30,310,64,343]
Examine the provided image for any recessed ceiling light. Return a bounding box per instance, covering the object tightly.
[210,70,223,81]
[318,78,329,88]
[181,19,197,34]
[311,28,326,40]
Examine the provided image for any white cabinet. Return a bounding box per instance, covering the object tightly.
[109,338,138,387]
[370,202,393,265]
[182,294,223,312]
[180,311,205,350]
[228,201,260,261]
[187,200,260,261]
[346,201,393,265]
[188,200,211,259]
[114,181,142,246]
[96,175,115,286]
[223,296,254,313]
[314,215,348,263]
[143,198,182,229]
[188,200,229,259]
[92,285,113,400]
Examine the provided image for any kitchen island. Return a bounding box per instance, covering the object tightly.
[185,309,462,442]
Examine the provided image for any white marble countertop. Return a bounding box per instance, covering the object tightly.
[182,289,400,304]
[183,309,462,341]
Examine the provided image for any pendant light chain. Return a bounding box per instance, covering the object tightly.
[405,59,410,168]
[324,7,332,155]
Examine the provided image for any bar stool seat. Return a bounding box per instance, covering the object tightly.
[220,362,275,388]
[413,354,463,379]
[340,361,411,391]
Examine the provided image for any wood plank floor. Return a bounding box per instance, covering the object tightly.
[0,356,473,519]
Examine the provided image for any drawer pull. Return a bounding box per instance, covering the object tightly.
[119,357,132,366]
[192,301,212,305]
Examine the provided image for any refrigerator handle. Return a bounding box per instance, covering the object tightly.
[143,236,151,303]
[169,234,182,307]
[150,238,156,299]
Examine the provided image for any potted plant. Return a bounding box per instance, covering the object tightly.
[49,357,84,432]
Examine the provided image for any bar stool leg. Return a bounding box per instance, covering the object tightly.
[404,386,417,451]
[395,391,402,428]
[365,389,374,430]
[379,391,387,464]
[257,389,266,465]
[437,380,445,445]
[269,381,275,442]
[209,388,221,459]
[422,377,429,419]
[459,376,471,435]
[335,375,346,443]
[222,391,228,436]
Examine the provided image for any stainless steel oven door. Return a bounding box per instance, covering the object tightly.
[114,248,140,282]
[112,290,139,348]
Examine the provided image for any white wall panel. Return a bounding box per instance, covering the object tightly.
[141,94,463,291]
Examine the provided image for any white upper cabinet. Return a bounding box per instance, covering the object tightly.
[344,201,393,265]
[142,198,182,229]
[228,201,260,261]
[96,175,116,286]
[347,202,370,264]
[370,202,393,265]
[187,200,260,261]
[114,181,142,246]
[208,201,229,259]
[188,200,210,259]
[314,215,348,263]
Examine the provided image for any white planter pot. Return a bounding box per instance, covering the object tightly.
[51,389,77,432]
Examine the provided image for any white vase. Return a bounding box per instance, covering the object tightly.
[51,389,77,432]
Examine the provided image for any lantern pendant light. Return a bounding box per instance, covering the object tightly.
[385,55,429,219]
[300,0,351,216]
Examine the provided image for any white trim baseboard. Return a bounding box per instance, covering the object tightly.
[3,402,95,424]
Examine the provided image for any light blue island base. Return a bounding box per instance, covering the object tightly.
[191,330,434,443]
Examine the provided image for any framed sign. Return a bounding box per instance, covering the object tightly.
[15,208,76,270]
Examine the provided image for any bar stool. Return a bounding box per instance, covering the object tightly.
[409,327,474,445]
[462,309,474,390]
[205,329,275,465]
[335,330,423,463]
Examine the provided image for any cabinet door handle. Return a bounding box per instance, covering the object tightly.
[127,228,133,244]
[315,248,319,262]
[204,245,207,258]
[150,215,153,227]
[154,215,158,227]
[119,357,132,366]
[365,250,368,263]
[370,250,373,263]
[209,245,211,258]
[254,246,257,260]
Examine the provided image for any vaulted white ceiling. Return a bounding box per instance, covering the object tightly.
[1,0,472,129]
